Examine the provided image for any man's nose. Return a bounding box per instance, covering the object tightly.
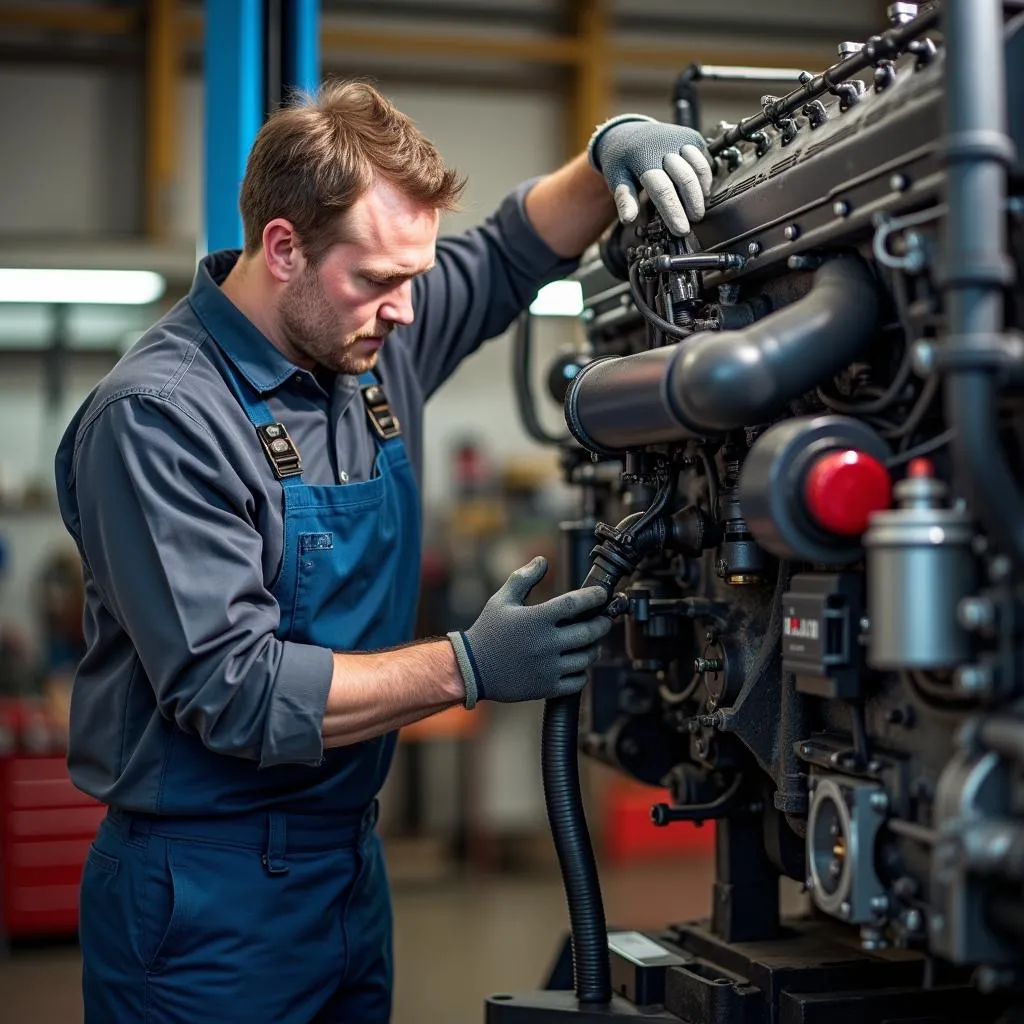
[380,280,414,326]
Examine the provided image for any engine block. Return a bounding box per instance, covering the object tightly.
[493,2,1024,1022]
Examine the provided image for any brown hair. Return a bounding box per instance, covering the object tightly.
[239,79,466,261]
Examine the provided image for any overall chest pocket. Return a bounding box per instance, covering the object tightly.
[289,524,393,649]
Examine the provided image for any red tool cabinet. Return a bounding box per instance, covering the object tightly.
[0,699,105,942]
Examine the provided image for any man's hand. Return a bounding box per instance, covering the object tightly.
[448,556,612,708]
[588,114,713,236]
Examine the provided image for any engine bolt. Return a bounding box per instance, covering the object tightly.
[871,894,890,915]
[694,657,722,674]
[784,224,800,240]
[955,664,992,695]
[870,791,889,813]
[833,200,851,216]
[887,2,918,26]
[829,858,843,879]
[958,596,996,631]
[890,172,910,192]
[903,908,923,933]
[747,241,762,256]
[838,41,864,59]
[911,340,935,376]
[990,554,1012,583]
[839,901,852,919]
[830,821,842,839]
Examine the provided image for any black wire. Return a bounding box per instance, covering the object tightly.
[815,270,923,420]
[816,348,916,416]
[904,670,981,712]
[698,447,720,518]
[882,374,939,441]
[886,428,955,467]
[850,701,870,765]
[628,261,694,343]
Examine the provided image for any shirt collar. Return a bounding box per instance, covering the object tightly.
[187,249,299,394]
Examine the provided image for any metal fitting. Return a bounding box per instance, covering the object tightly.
[955,664,992,696]
[958,596,996,632]
[838,41,865,59]
[887,2,918,25]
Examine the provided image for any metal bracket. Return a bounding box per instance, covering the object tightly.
[361,380,402,440]
[257,422,302,479]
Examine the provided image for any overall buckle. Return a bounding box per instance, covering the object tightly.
[257,422,303,479]
[361,381,401,440]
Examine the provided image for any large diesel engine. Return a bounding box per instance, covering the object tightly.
[490,2,1024,1022]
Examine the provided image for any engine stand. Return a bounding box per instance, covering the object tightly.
[484,917,1011,1023]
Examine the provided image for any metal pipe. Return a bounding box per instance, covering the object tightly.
[979,716,1024,763]
[939,0,1024,564]
[705,5,940,157]
[565,258,881,452]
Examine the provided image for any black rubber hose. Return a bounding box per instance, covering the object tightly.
[541,692,610,1005]
[565,257,881,452]
[540,505,674,1006]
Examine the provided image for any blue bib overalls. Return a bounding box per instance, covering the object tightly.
[79,350,422,1024]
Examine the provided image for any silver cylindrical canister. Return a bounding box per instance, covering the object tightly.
[863,460,976,670]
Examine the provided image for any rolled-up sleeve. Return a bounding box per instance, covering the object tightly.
[68,393,333,768]
[407,179,581,398]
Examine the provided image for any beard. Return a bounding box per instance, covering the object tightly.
[279,265,389,375]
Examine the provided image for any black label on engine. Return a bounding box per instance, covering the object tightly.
[782,573,863,700]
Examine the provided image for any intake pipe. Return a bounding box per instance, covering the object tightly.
[564,257,882,453]
[939,0,1024,566]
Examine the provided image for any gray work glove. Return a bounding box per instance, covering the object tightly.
[448,556,612,708]
[588,114,713,236]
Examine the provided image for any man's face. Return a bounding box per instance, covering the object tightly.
[279,179,439,375]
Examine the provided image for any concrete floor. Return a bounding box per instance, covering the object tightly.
[0,856,725,1024]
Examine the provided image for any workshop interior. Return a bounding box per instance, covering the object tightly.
[2,1,1024,1022]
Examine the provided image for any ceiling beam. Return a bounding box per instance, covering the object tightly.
[0,4,140,34]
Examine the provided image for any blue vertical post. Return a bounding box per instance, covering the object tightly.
[204,0,265,253]
[283,0,320,98]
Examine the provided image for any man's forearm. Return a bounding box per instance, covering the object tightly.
[524,152,616,259]
[322,639,466,748]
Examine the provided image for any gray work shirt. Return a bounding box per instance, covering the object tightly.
[54,182,578,812]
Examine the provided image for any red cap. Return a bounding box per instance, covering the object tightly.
[804,449,892,536]
[907,458,934,479]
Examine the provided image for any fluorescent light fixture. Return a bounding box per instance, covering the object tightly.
[529,280,584,318]
[0,268,166,305]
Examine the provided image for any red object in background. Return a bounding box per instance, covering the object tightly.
[0,699,105,941]
[803,448,892,536]
[603,778,716,865]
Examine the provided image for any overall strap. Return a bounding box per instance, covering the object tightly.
[209,341,305,488]
[358,370,403,450]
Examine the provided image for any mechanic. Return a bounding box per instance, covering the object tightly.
[54,81,711,1023]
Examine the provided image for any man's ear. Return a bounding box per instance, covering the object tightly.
[262,218,305,283]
